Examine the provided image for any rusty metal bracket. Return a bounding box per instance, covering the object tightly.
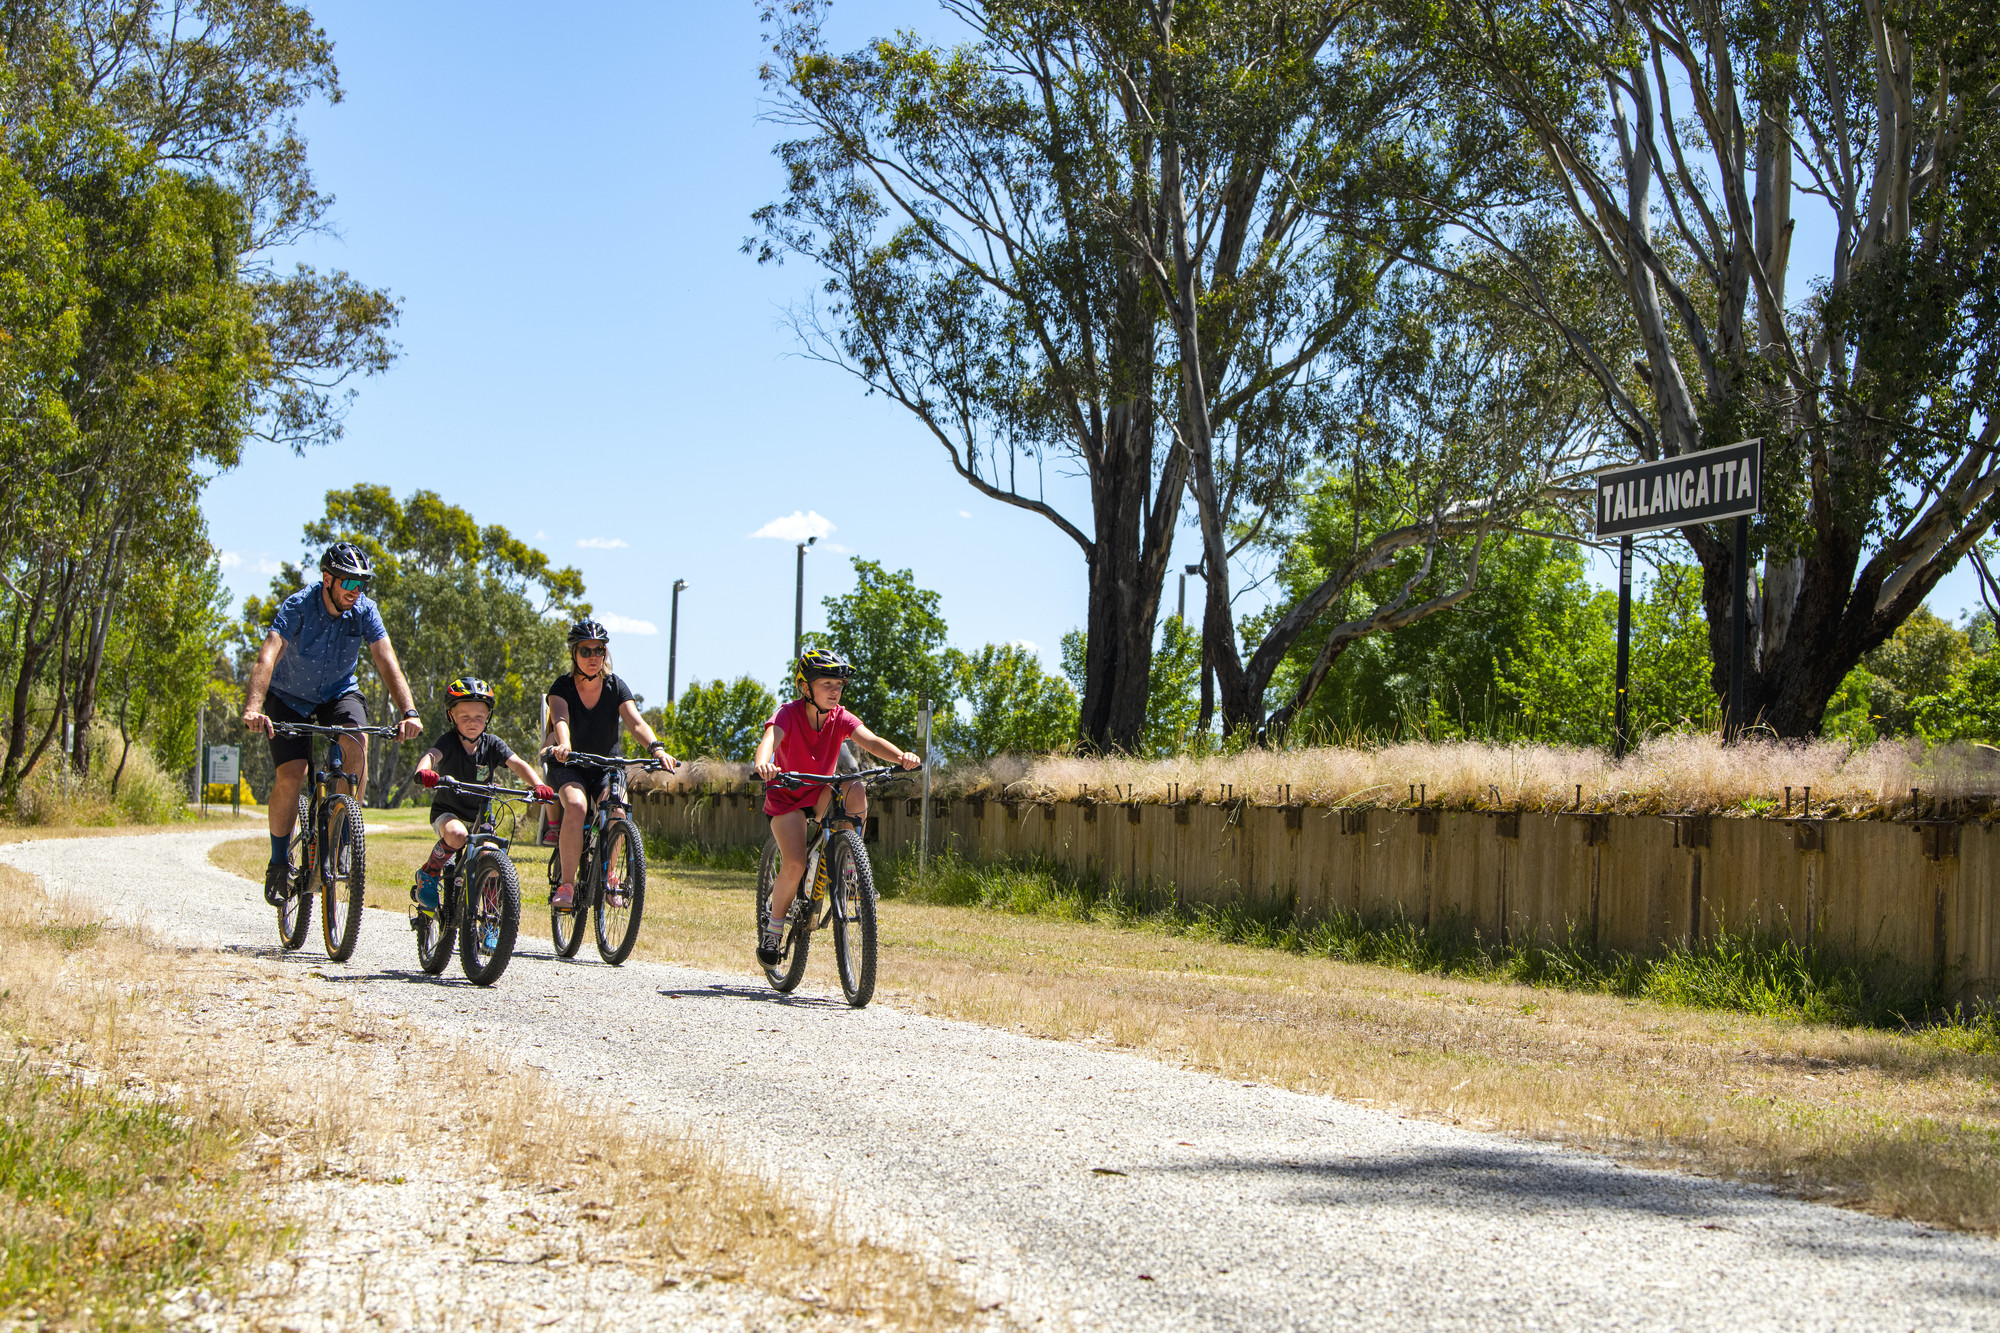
[1494,811,1520,839]
[1340,808,1368,836]
[1417,809,1441,836]
[1791,820,1823,852]
[1127,803,1143,825]
[1284,805,1302,831]
[1918,820,1961,861]
[1673,815,1710,848]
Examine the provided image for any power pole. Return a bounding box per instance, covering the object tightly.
[668,579,688,705]
[793,536,816,661]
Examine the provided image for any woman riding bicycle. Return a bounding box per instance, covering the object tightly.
[751,649,921,965]
[412,677,554,915]
[544,619,677,912]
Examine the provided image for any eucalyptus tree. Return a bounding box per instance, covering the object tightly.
[751,0,1188,751]
[0,0,399,786]
[1403,0,2000,735]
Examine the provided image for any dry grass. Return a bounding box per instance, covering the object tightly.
[641,735,2000,817]
[956,734,2000,816]
[8,834,974,1329]
[625,861,2000,1233]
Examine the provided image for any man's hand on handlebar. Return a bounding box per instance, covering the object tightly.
[242,708,273,737]
[396,715,423,742]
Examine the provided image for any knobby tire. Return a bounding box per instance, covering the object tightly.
[319,794,366,961]
[829,828,878,1008]
[593,818,645,966]
[757,835,810,993]
[276,792,314,951]
[547,843,586,959]
[460,850,520,986]
[414,875,453,975]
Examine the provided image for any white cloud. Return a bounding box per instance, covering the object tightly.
[576,537,628,550]
[958,510,972,518]
[218,551,242,570]
[535,530,548,541]
[821,542,855,555]
[599,613,658,635]
[218,551,282,576]
[749,510,836,541]
[1011,639,1041,654]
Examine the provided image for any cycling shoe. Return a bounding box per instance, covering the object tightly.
[415,869,440,913]
[263,863,287,907]
[756,919,785,967]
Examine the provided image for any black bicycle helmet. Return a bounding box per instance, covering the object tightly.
[795,647,852,695]
[443,677,496,712]
[319,541,374,580]
[566,618,609,645]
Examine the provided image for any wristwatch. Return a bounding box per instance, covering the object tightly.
[401,708,421,720]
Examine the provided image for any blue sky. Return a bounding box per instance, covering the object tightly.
[202,1,1987,712]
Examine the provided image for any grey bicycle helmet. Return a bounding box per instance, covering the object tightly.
[566,618,609,644]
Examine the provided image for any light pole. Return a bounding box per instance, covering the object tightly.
[668,579,688,705]
[793,535,817,661]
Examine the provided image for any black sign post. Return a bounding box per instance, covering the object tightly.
[1594,439,1762,748]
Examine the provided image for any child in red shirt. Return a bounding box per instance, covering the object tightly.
[751,649,920,964]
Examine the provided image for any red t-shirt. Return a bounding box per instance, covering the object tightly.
[762,700,860,816]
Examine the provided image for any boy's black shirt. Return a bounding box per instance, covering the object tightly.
[426,728,515,825]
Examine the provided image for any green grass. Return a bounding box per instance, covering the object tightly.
[0,1059,255,1325]
[871,848,1987,1037]
[644,829,762,874]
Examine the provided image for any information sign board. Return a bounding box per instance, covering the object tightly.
[1595,438,1761,538]
[207,745,240,786]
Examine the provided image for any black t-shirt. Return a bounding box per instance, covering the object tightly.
[425,729,515,823]
[547,672,635,759]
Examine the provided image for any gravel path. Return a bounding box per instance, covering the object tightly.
[7,827,1998,1331]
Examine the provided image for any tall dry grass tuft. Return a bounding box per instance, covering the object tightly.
[945,733,2000,816]
[9,724,187,827]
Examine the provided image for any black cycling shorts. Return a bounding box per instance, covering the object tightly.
[266,692,369,769]
[546,762,625,809]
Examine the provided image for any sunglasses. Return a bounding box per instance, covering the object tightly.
[335,577,369,592]
[574,644,607,658]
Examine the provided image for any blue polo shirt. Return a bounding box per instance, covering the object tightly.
[266,586,387,711]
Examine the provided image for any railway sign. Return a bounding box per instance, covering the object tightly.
[1594,438,1761,538]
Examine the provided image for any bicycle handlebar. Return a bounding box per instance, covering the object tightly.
[429,775,554,805]
[541,749,670,772]
[269,722,403,740]
[770,765,913,790]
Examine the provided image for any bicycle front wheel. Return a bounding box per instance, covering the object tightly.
[593,818,646,966]
[829,828,878,1008]
[460,850,520,986]
[277,795,313,951]
[319,795,367,961]
[547,846,585,959]
[756,835,810,992]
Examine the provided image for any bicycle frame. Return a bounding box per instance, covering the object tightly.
[772,766,903,926]
[272,723,394,891]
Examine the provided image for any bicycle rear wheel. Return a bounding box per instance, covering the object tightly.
[548,847,585,958]
[319,795,367,961]
[829,828,878,1008]
[593,817,646,965]
[276,794,313,950]
[756,835,810,992]
[414,874,453,975]
[460,850,519,986]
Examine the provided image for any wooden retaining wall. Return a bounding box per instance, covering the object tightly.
[629,785,2000,1002]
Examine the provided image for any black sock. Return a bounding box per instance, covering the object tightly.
[269,834,288,866]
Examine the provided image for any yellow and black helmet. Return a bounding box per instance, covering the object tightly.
[795,648,851,696]
[443,677,496,712]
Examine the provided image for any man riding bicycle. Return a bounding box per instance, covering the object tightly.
[752,649,920,965]
[543,619,678,912]
[241,542,423,904]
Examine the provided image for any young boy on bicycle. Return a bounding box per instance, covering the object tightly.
[751,649,921,965]
[412,677,553,914]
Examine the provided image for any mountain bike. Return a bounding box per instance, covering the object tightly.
[409,776,549,986]
[758,765,905,1008]
[542,751,666,966]
[269,722,400,960]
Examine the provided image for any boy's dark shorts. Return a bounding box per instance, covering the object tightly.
[266,692,369,768]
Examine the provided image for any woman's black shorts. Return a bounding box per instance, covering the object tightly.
[546,762,625,809]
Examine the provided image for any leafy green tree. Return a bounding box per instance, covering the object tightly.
[805,559,954,749]
[947,644,1078,762]
[246,486,588,805]
[1912,653,2000,744]
[647,677,777,762]
[1404,0,2000,736]
[1626,565,1718,737]
[1144,619,1202,757]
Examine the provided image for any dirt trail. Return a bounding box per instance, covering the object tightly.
[6,828,1997,1331]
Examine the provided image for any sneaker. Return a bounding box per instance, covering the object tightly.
[756,918,785,967]
[415,869,440,913]
[264,862,287,906]
[551,883,575,912]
